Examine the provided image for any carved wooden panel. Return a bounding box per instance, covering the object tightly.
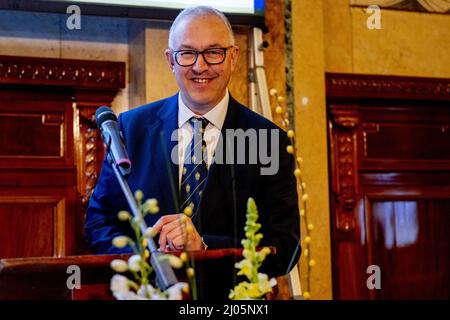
[0,90,74,168]
[329,108,359,234]
[363,122,450,160]
[326,73,450,101]
[75,104,105,206]
[0,196,65,258]
[0,55,125,258]
[0,113,63,157]
[0,55,125,89]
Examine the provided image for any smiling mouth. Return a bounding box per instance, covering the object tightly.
[192,78,212,84]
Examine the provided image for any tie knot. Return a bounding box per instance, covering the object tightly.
[189,117,209,132]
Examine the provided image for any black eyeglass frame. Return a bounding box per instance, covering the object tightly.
[171,46,235,67]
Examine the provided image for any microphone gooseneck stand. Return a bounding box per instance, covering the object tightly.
[106,138,178,291]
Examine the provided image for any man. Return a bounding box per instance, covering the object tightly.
[85,6,300,279]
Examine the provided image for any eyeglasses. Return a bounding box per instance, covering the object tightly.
[172,46,234,67]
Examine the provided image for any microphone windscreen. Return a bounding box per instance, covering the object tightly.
[95,106,117,128]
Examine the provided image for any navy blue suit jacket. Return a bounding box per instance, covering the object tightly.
[85,93,300,276]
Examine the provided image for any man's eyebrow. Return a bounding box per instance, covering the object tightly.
[178,44,227,50]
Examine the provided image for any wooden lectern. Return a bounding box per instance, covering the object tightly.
[0,249,291,300]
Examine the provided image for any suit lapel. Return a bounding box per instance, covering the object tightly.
[148,94,180,214]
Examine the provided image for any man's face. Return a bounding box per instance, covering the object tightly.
[165,15,239,113]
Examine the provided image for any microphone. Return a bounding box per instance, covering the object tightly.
[95,106,131,177]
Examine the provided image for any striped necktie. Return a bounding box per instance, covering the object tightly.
[180,117,209,215]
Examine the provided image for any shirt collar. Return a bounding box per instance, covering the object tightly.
[178,90,229,130]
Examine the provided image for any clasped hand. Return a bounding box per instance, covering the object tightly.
[152,214,203,252]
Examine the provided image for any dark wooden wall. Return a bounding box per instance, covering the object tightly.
[0,55,125,258]
[327,73,450,299]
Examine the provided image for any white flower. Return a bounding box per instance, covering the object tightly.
[167,255,183,269]
[167,282,189,300]
[144,227,157,238]
[110,259,128,273]
[110,275,129,295]
[235,259,252,279]
[257,273,277,293]
[137,284,156,298]
[128,254,142,272]
[114,291,146,300]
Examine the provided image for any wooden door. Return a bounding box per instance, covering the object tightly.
[327,73,450,299]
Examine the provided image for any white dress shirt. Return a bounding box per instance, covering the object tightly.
[178,91,229,188]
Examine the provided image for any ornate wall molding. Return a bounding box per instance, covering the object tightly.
[76,106,103,205]
[329,112,359,232]
[0,55,125,90]
[350,0,450,14]
[326,73,450,101]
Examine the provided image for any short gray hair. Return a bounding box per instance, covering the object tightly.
[168,6,235,49]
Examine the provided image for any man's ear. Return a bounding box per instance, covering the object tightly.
[230,46,240,72]
[164,49,175,71]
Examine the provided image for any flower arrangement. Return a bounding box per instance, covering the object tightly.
[271,88,315,300]
[108,191,275,300]
[229,198,276,300]
[109,190,189,300]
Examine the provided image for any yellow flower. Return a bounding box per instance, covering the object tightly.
[112,236,129,248]
[134,190,143,202]
[180,252,188,263]
[117,211,131,221]
[287,130,295,138]
[246,283,261,298]
[303,291,311,300]
[180,214,188,224]
[187,268,195,277]
[275,106,283,114]
[260,247,271,256]
[183,206,193,216]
